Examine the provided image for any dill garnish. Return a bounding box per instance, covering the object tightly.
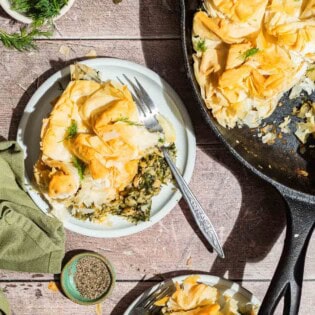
[72,156,86,180]
[65,120,78,140]
[0,26,51,51]
[113,116,143,126]
[196,39,207,52]
[242,48,260,60]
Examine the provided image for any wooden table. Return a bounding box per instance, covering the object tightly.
[0,1,314,314]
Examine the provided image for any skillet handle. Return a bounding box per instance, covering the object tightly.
[258,196,315,315]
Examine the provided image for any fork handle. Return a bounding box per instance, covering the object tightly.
[162,147,224,258]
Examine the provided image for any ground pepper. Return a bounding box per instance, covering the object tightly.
[74,256,111,300]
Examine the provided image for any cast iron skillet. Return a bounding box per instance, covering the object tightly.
[180,0,315,314]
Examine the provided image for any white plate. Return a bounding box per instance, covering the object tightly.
[124,274,261,314]
[17,58,196,238]
[0,0,75,24]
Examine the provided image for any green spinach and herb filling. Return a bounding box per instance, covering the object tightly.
[72,144,176,224]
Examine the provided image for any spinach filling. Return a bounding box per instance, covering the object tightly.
[73,144,176,224]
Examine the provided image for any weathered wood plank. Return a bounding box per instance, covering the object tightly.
[0,0,180,39]
[0,1,313,312]
[1,280,314,315]
[0,147,313,281]
[0,39,217,144]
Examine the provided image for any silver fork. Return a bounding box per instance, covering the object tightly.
[132,284,173,315]
[118,75,225,259]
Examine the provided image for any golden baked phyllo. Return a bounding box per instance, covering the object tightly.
[34,64,176,224]
[155,276,259,315]
[193,0,315,129]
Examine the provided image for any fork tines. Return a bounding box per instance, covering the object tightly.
[136,284,172,312]
[117,75,163,133]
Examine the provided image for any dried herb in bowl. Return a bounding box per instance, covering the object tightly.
[74,256,112,300]
[0,26,52,51]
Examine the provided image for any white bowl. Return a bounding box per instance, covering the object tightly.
[0,0,75,24]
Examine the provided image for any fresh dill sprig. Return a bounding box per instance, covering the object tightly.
[11,0,69,23]
[242,48,260,60]
[72,156,86,180]
[196,39,207,52]
[113,116,143,126]
[65,120,78,140]
[0,26,51,51]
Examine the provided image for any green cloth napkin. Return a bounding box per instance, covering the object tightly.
[0,141,66,315]
[0,290,10,315]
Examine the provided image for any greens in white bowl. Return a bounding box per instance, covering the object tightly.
[0,0,75,24]
[0,0,75,51]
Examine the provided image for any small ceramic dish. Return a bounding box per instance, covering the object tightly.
[0,0,75,24]
[61,252,116,305]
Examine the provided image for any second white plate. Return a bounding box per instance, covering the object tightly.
[17,58,196,238]
[124,274,261,314]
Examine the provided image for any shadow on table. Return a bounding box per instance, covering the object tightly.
[0,7,18,22]
[199,151,286,279]
[138,0,286,282]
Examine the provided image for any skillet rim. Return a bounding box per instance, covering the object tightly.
[179,0,315,204]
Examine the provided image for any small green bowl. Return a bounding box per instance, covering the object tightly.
[60,252,116,305]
